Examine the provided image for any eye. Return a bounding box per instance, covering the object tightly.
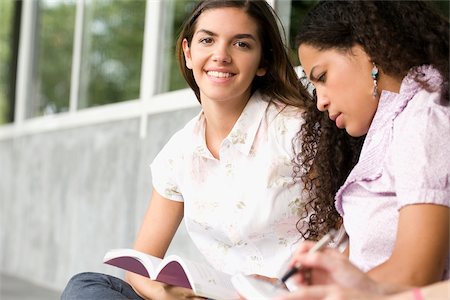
[234,41,250,49]
[199,37,213,44]
[317,73,326,83]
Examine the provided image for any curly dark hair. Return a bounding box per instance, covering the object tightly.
[293,0,449,240]
[294,84,364,241]
[296,0,449,102]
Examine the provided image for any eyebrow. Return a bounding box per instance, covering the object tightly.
[196,29,257,41]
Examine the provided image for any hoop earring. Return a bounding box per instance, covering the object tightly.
[371,63,379,99]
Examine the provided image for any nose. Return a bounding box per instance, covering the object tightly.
[212,43,231,64]
[315,88,329,112]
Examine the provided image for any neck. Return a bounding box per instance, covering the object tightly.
[379,73,403,94]
[202,95,250,159]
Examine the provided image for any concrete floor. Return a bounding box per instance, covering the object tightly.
[0,273,61,300]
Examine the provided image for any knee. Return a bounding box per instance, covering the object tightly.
[61,272,105,300]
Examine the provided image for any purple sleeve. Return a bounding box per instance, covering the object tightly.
[392,90,450,209]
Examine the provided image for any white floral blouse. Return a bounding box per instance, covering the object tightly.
[151,91,306,277]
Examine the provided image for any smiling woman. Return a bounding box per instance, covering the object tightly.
[60,1,318,299]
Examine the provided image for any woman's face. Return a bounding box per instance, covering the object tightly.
[182,7,266,106]
[298,44,379,137]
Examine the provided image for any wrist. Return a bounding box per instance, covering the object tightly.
[367,278,410,296]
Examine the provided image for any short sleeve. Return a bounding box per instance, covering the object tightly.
[392,90,450,209]
[150,131,185,202]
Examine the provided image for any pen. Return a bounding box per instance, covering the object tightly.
[280,229,337,284]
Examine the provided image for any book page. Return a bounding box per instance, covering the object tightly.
[231,273,289,300]
[157,255,238,300]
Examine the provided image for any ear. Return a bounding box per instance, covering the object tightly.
[182,38,193,70]
[256,67,267,77]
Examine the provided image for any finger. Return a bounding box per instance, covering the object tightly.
[251,274,279,284]
[296,249,344,272]
[289,241,319,267]
[286,271,309,286]
[294,241,317,255]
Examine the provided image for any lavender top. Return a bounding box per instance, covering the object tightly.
[335,65,450,277]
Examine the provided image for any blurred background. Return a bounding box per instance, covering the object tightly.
[0,0,448,298]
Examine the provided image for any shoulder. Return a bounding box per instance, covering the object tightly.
[268,101,304,136]
[154,111,204,161]
[261,98,305,153]
[390,85,450,202]
[392,85,449,153]
[395,87,449,134]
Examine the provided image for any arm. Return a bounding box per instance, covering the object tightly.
[388,280,450,300]
[276,280,450,300]
[125,189,198,300]
[367,204,449,287]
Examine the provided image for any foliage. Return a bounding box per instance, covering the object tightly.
[79,0,146,108]
[166,0,196,92]
[0,0,13,123]
[288,0,317,66]
[34,0,146,115]
[35,0,76,116]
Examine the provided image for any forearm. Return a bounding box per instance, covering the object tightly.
[369,278,410,296]
[367,262,425,289]
[124,190,186,299]
[368,204,449,287]
[385,281,450,300]
[367,249,447,287]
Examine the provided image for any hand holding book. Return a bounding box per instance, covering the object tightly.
[103,248,238,300]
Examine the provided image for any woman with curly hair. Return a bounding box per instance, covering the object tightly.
[290,0,449,290]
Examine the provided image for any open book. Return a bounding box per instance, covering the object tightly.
[103,248,238,300]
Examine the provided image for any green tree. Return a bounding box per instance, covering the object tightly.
[79,0,146,108]
[35,0,76,116]
[167,0,196,92]
[0,0,13,123]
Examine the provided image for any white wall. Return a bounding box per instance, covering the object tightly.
[0,106,204,291]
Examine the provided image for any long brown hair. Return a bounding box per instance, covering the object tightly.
[176,0,311,107]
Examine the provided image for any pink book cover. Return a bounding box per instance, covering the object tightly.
[104,255,191,289]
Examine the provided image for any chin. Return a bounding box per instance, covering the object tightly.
[346,127,366,138]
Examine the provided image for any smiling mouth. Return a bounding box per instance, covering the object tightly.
[206,71,234,78]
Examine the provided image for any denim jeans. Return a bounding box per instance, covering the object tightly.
[61,272,144,300]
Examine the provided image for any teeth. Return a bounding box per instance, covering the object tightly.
[207,71,232,78]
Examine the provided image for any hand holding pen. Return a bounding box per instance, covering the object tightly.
[277,229,378,291]
[279,229,338,286]
[273,231,382,300]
